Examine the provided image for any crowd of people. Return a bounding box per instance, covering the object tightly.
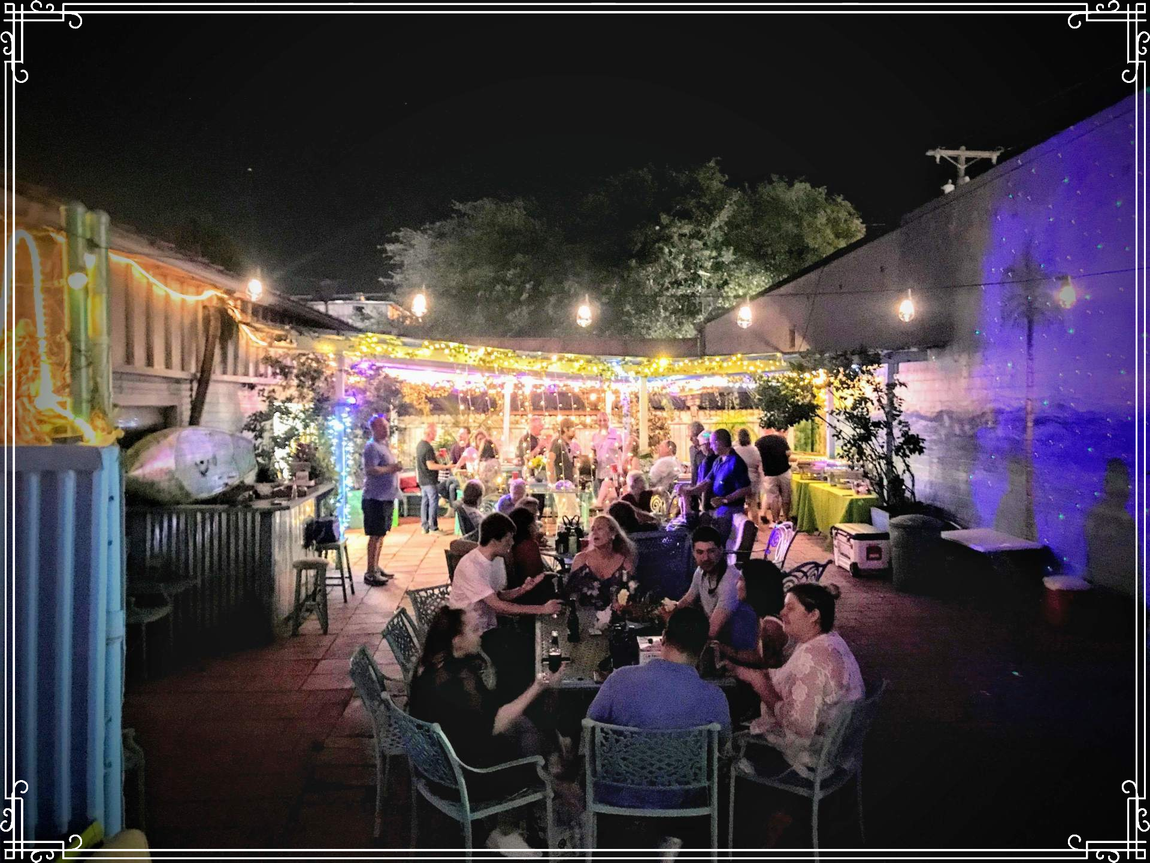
[360,411,859,850]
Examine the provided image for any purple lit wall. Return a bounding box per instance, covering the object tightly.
[704,94,1138,593]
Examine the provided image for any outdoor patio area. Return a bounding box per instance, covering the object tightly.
[122,516,1137,851]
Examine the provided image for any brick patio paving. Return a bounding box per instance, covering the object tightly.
[123,516,1138,851]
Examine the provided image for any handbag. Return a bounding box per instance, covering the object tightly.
[304,516,340,549]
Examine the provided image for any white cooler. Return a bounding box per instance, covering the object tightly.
[831,522,891,577]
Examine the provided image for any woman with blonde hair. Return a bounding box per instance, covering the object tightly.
[565,514,636,611]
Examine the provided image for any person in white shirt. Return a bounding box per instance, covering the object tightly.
[449,512,563,700]
[649,439,684,494]
[591,411,626,495]
[734,428,764,525]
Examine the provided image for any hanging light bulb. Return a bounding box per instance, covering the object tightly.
[897,288,916,323]
[247,278,263,301]
[736,299,752,329]
[412,291,428,319]
[67,271,88,290]
[1056,277,1077,309]
[576,294,592,328]
[83,252,97,269]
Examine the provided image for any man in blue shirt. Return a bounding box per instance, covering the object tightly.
[586,606,731,811]
[362,415,403,586]
[683,428,751,543]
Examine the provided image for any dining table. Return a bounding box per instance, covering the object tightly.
[791,476,878,535]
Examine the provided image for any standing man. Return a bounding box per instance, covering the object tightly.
[734,428,764,525]
[687,420,706,489]
[591,411,624,495]
[362,415,403,587]
[683,428,751,544]
[756,426,793,525]
[440,426,471,505]
[416,423,447,534]
[548,418,577,483]
[516,416,546,465]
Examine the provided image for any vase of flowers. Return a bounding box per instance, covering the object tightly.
[527,455,546,482]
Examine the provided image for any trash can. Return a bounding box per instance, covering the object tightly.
[890,514,946,593]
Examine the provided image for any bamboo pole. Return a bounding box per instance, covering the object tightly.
[62,202,91,422]
[85,209,112,421]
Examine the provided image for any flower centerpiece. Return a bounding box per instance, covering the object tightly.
[527,455,546,481]
[613,579,666,631]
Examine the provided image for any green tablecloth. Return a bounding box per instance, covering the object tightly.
[792,479,877,534]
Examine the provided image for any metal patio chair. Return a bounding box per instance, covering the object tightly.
[406,583,452,638]
[381,607,421,685]
[582,717,722,853]
[765,521,796,569]
[349,646,407,838]
[782,560,832,591]
[389,694,555,856]
[728,679,887,855]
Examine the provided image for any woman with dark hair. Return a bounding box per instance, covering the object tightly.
[453,479,485,537]
[566,514,636,611]
[506,506,557,604]
[726,582,863,779]
[409,606,564,800]
[474,430,499,462]
[607,500,645,535]
[714,559,788,669]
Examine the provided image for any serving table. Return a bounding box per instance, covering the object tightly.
[792,477,878,534]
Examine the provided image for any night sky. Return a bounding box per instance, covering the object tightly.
[19,11,1128,295]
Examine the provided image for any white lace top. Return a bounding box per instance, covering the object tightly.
[749,630,864,778]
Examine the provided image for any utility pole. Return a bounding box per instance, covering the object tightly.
[926,145,1004,194]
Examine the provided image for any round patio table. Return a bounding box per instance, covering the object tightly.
[793,479,878,534]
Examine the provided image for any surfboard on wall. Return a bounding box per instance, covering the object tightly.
[123,427,257,504]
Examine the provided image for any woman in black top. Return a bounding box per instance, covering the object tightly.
[408,606,564,800]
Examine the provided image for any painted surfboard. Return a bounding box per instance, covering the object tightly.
[123,427,257,504]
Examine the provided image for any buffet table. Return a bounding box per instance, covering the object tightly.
[792,477,878,534]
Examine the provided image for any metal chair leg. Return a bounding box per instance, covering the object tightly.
[856,770,865,844]
[291,568,304,636]
[812,796,820,859]
[344,541,355,595]
[337,550,348,604]
[462,816,472,859]
[316,569,329,635]
[545,791,555,853]
[727,770,737,854]
[410,778,419,848]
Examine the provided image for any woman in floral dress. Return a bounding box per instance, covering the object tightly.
[565,514,636,611]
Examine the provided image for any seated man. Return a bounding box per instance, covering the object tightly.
[672,526,759,652]
[621,470,655,512]
[586,606,731,808]
[453,479,485,537]
[448,512,563,698]
[497,477,528,514]
[648,439,684,496]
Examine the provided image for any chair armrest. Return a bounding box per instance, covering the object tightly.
[459,754,546,775]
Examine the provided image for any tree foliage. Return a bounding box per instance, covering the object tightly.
[381,161,865,340]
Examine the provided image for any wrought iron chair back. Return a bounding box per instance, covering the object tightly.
[381,608,420,683]
[348,646,407,837]
[388,699,467,791]
[765,521,796,569]
[407,584,452,637]
[782,560,831,592]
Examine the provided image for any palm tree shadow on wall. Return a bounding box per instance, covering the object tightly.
[993,454,1035,541]
[999,252,1066,541]
[1084,458,1136,596]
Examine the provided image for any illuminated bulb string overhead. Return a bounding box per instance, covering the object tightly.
[247,277,263,301]
[576,294,592,328]
[1057,277,1077,309]
[897,289,916,323]
[412,290,428,319]
[736,299,752,329]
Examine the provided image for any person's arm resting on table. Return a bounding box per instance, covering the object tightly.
[481,592,561,617]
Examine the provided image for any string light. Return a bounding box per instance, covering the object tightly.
[736,299,752,329]
[412,290,427,319]
[247,278,263,301]
[1056,277,1077,310]
[897,289,916,323]
[576,295,592,328]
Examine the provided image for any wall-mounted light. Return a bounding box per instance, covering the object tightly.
[736,299,752,329]
[1056,277,1077,310]
[247,278,263,301]
[576,295,592,328]
[897,288,916,322]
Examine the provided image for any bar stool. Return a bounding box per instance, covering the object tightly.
[291,558,330,636]
[316,539,355,602]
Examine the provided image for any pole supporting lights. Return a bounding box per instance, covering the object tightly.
[897,288,916,322]
[736,298,752,329]
[576,294,592,328]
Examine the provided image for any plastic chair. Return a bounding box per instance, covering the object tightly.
[728,679,887,855]
[582,718,722,853]
[407,583,452,638]
[765,521,796,569]
[349,646,408,838]
[388,692,555,856]
[381,608,421,684]
[782,560,831,592]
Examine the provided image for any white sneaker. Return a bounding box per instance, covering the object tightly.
[659,836,683,861]
[485,829,540,858]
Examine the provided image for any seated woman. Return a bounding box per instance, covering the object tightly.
[714,559,788,669]
[620,470,656,512]
[475,430,499,462]
[726,582,864,779]
[409,606,564,808]
[566,514,636,611]
[507,506,558,604]
[607,500,656,535]
[453,479,485,537]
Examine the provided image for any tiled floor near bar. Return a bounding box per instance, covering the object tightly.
[124,517,1138,851]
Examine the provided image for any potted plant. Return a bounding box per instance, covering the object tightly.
[254,462,279,497]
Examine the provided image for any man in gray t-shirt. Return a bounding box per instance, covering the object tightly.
[362,416,403,585]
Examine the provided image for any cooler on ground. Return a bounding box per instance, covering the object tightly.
[831,522,891,578]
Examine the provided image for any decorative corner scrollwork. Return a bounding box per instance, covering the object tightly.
[1068,1,1148,84]
[1068,781,1148,861]
[2,2,82,83]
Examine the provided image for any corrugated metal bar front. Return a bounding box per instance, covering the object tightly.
[125,506,274,660]
[14,445,124,841]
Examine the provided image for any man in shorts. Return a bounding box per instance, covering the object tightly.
[363,415,403,586]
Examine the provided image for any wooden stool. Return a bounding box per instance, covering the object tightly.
[291,558,330,635]
[316,540,355,602]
